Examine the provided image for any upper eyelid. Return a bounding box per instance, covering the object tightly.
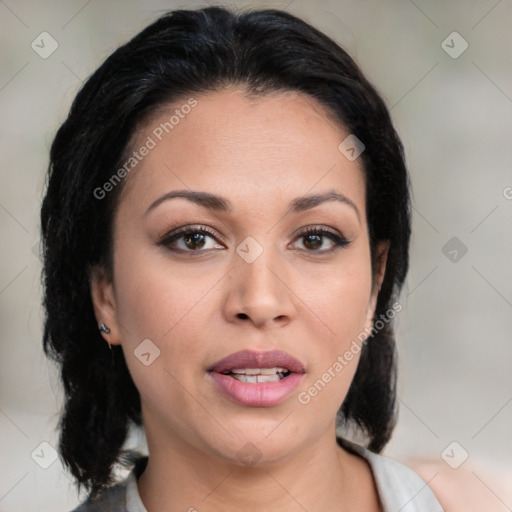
[293,225,342,237]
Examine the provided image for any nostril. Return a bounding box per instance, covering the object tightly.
[237,313,249,319]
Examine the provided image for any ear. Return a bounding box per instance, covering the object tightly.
[89,265,122,346]
[363,241,389,336]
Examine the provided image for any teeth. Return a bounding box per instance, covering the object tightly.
[230,367,288,375]
[231,374,282,383]
[224,367,291,383]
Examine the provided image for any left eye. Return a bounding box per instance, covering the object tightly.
[292,228,349,252]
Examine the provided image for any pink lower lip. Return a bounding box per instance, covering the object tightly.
[209,372,304,407]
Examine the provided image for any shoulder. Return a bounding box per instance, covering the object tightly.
[339,438,445,512]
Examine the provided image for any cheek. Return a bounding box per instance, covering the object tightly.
[299,254,373,346]
[113,239,217,342]
[111,242,218,391]
[326,269,371,326]
[295,250,373,406]
[112,255,211,422]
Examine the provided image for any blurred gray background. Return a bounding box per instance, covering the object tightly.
[1,0,511,510]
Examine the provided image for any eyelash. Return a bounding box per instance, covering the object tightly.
[156,224,350,255]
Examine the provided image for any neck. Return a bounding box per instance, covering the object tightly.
[136,420,379,512]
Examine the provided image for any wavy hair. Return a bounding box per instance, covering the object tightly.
[40,5,411,499]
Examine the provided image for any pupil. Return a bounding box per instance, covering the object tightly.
[304,234,321,250]
[185,232,205,249]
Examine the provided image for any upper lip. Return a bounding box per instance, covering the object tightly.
[208,349,306,374]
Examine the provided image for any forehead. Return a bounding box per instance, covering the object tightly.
[117,87,366,216]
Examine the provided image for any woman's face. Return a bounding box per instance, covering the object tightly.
[91,87,386,465]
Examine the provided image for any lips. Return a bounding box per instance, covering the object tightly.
[207,349,306,374]
[207,350,306,407]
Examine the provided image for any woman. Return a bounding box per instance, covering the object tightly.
[40,5,444,511]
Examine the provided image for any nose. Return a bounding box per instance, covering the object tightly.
[222,243,296,329]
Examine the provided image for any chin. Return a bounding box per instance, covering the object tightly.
[201,421,309,469]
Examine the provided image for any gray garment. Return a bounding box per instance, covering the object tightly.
[72,441,444,512]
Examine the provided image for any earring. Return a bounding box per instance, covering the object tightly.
[99,323,113,351]
[98,323,111,334]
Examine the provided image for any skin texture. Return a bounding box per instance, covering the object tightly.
[90,88,388,511]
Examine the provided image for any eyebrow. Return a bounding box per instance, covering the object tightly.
[145,189,360,220]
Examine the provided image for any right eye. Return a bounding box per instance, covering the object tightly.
[157,225,225,253]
